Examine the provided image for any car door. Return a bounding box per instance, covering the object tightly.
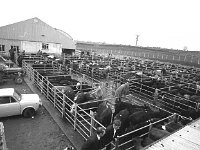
[0,96,21,118]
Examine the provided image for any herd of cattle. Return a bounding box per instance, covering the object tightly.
[20,52,200,150]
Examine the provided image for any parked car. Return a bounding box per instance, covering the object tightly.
[0,88,42,118]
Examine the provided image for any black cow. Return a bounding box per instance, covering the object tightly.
[54,86,75,102]
[149,127,170,141]
[94,101,112,127]
[70,92,100,114]
[113,101,151,119]
[113,109,130,136]
[128,110,169,127]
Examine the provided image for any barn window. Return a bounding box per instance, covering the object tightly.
[42,43,49,50]
[0,45,5,51]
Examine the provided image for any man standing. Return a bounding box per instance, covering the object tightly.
[100,119,122,150]
[115,82,129,102]
[81,127,106,150]
[9,48,15,62]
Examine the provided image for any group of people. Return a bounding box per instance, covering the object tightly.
[81,119,121,150]
[81,82,131,150]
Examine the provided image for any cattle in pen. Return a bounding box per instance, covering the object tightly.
[69,92,103,115]
[94,101,112,127]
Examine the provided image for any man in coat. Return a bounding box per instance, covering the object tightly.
[100,119,122,150]
[115,82,129,102]
[81,127,106,150]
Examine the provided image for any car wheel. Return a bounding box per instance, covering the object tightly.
[23,108,35,118]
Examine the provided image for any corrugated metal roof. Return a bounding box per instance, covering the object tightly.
[0,17,75,49]
[144,118,200,150]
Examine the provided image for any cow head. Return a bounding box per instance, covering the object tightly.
[70,93,80,114]
[70,103,76,114]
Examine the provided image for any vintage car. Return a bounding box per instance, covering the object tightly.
[0,88,42,118]
[0,61,24,85]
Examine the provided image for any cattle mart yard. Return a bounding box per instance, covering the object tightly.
[1,53,200,150]
[0,79,78,150]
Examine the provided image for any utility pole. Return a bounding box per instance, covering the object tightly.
[136,35,139,46]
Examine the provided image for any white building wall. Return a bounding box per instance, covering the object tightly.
[0,39,62,57]
[22,41,62,57]
[43,43,62,57]
[0,39,21,52]
[22,41,41,53]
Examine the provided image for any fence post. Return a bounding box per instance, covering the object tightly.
[53,88,56,107]
[74,103,78,130]
[115,136,119,149]
[62,94,66,118]
[90,110,95,136]
[148,121,153,139]
[173,113,179,123]
[36,71,39,87]
[69,68,72,75]
[196,103,200,112]
[184,55,186,62]
[46,79,49,99]
[27,65,31,80]
[83,74,85,82]
[31,67,35,82]
[41,76,44,94]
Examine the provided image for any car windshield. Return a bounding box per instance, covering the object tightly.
[13,89,21,101]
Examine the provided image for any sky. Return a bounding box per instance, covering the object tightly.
[0,0,200,51]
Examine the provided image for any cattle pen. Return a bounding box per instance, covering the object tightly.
[19,53,200,150]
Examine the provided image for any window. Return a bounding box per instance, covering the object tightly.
[10,97,17,103]
[42,43,49,50]
[0,96,17,104]
[0,96,10,104]
[0,45,5,51]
